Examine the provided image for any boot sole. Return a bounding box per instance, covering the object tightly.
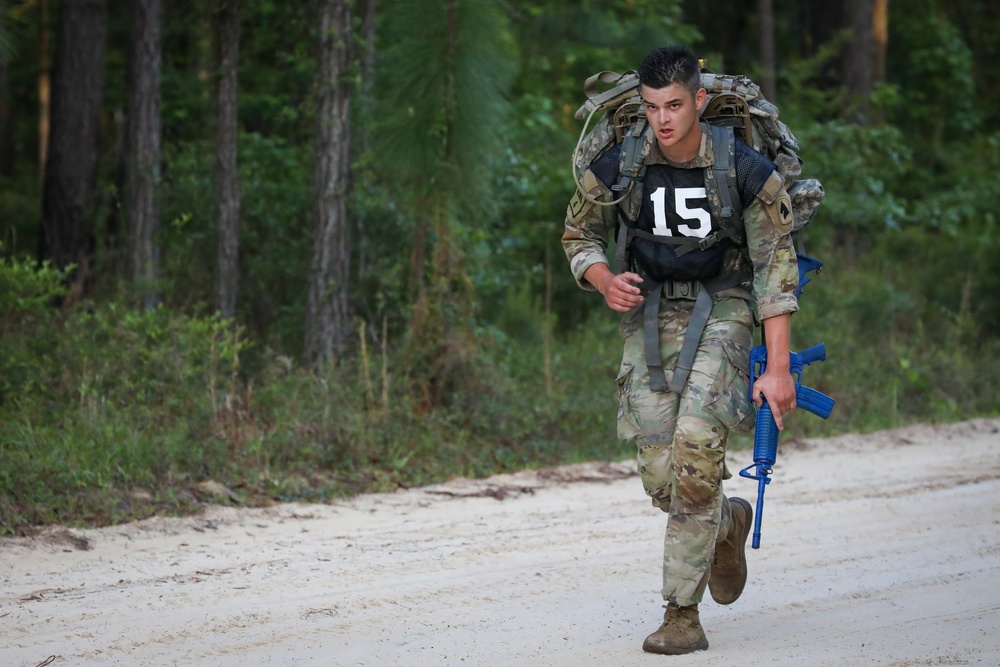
[642,637,709,655]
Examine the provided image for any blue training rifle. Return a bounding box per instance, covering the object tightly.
[738,254,836,549]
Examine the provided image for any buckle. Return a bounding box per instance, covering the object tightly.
[697,234,719,251]
[663,280,699,300]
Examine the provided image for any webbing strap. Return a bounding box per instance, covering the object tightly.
[643,280,704,394]
[669,287,714,395]
[641,273,749,394]
[615,221,628,274]
[614,118,647,193]
[711,124,735,219]
[643,283,668,392]
[627,226,728,256]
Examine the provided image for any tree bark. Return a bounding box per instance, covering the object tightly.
[843,0,874,118]
[758,0,777,101]
[213,0,241,319]
[355,0,376,290]
[304,0,352,367]
[361,0,376,100]
[126,0,162,310]
[798,0,841,65]
[872,0,889,85]
[0,8,12,178]
[37,0,50,183]
[40,0,107,281]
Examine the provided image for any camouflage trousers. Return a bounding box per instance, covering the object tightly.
[615,294,756,606]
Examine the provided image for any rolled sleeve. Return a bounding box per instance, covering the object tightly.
[757,290,799,321]
[744,189,800,322]
[562,169,617,291]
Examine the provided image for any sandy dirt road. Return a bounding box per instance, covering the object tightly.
[3,418,1000,667]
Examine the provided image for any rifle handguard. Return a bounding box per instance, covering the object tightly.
[740,402,778,549]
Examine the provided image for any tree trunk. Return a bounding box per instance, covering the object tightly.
[213,0,241,319]
[40,0,107,282]
[355,0,376,290]
[361,0,376,100]
[798,0,842,84]
[843,0,874,119]
[0,8,12,178]
[758,0,777,101]
[126,0,162,310]
[38,0,50,184]
[872,0,889,85]
[304,0,352,367]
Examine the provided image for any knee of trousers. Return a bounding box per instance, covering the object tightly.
[637,440,674,512]
[669,415,728,514]
[636,415,727,513]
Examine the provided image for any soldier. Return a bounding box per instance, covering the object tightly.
[562,45,799,654]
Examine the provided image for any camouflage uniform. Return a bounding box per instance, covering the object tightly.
[562,123,798,607]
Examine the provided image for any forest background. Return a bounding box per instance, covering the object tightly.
[2,0,998,533]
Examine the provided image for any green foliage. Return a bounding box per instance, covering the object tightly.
[0,248,67,317]
[0,170,42,259]
[790,229,1000,434]
[905,131,1000,235]
[157,140,216,307]
[796,120,911,239]
[375,0,516,221]
[512,0,698,126]
[156,131,313,350]
[0,1,19,66]
[0,252,68,402]
[233,131,313,349]
[886,2,979,147]
[0,292,626,532]
[1,299,248,529]
[238,0,316,143]
[772,34,852,125]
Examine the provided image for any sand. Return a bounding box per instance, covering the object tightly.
[3,418,1000,666]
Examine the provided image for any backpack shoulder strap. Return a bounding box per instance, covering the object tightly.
[614,111,647,191]
[707,123,743,234]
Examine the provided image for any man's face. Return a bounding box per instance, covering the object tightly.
[640,83,707,162]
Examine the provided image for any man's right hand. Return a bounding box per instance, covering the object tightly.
[584,264,645,312]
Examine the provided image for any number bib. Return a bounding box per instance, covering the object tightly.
[627,164,728,282]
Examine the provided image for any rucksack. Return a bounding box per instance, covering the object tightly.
[571,67,824,234]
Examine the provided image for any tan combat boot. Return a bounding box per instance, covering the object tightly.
[709,496,753,605]
[641,603,709,655]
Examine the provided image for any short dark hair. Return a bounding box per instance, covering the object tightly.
[637,46,702,98]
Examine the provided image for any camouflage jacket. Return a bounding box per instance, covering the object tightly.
[562,122,799,322]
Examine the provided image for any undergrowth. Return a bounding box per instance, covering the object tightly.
[2,230,998,534]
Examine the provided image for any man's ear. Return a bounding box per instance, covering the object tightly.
[695,87,707,111]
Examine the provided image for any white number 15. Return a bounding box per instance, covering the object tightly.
[648,187,711,239]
